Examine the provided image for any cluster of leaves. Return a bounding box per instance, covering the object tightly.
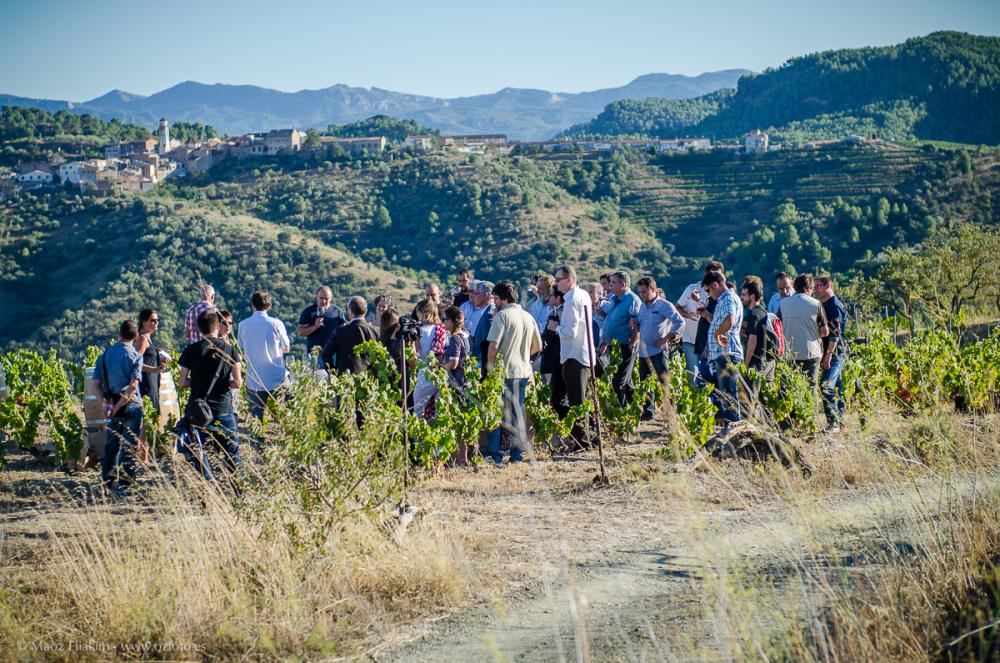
[168,121,219,144]
[0,348,85,466]
[844,324,1000,416]
[524,380,591,448]
[663,353,715,450]
[410,356,504,464]
[742,362,820,435]
[593,343,663,444]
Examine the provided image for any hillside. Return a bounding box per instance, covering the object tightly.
[562,32,1000,145]
[0,71,750,140]
[0,192,420,357]
[2,136,998,358]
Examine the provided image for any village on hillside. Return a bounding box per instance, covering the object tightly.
[3,116,875,199]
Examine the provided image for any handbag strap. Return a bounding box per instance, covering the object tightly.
[204,339,228,396]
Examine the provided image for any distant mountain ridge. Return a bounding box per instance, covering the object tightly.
[0,70,751,140]
[562,32,1000,145]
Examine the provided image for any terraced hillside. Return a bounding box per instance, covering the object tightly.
[2,140,997,358]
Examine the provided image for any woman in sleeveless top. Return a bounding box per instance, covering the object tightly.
[135,308,164,412]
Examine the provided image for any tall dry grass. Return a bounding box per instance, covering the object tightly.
[0,467,479,661]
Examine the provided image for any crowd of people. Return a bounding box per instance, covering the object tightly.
[94,261,846,495]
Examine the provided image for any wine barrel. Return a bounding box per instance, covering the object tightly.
[83,367,108,462]
[158,370,181,428]
[85,425,107,464]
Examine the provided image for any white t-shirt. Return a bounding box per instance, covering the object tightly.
[237,310,290,392]
[676,282,705,344]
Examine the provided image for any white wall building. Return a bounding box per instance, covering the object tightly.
[744,129,769,153]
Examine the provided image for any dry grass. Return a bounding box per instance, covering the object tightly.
[0,469,484,661]
[1,408,999,661]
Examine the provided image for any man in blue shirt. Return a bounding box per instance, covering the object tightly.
[599,270,641,406]
[703,272,744,423]
[767,272,793,314]
[815,275,848,432]
[634,276,685,420]
[98,320,144,496]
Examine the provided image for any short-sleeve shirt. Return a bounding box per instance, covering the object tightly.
[822,295,846,356]
[742,303,768,369]
[486,303,542,380]
[676,283,703,345]
[445,331,470,388]
[779,293,829,360]
[179,338,240,415]
[101,342,143,404]
[298,303,345,351]
[237,311,290,392]
[707,289,744,362]
[603,289,642,345]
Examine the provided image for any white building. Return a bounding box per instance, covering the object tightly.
[657,137,712,153]
[404,135,436,151]
[59,162,82,185]
[17,168,53,186]
[744,129,769,153]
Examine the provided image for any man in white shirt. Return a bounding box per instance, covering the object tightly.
[547,265,595,447]
[676,281,704,385]
[237,290,290,421]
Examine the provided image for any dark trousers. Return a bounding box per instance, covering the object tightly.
[176,412,242,482]
[795,358,821,389]
[638,352,669,419]
[562,358,591,445]
[611,342,638,407]
[548,369,569,419]
[102,401,143,487]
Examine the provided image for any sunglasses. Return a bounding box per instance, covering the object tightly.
[149,318,160,323]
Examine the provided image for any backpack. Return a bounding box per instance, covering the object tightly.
[764,312,785,358]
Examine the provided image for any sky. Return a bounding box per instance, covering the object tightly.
[2,0,999,101]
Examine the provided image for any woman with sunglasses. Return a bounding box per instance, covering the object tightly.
[135,308,167,413]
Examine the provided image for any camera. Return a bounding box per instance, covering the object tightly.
[399,316,422,343]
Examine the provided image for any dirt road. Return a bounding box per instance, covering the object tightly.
[381,464,998,662]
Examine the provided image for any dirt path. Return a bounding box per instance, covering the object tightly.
[381,469,999,662]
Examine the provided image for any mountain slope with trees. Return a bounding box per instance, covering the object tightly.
[562,32,1000,145]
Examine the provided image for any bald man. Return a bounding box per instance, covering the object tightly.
[297,286,344,358]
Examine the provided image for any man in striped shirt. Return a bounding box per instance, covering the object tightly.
[704,271,743,423]
[185,285,217,344]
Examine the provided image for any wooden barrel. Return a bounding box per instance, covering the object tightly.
[83,367,108,462]
[158,371,180,428]
[84,425,107,464]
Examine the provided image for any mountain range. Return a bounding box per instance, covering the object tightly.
[0,70,750,140]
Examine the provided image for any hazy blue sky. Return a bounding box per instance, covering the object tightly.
[2,0,998,100]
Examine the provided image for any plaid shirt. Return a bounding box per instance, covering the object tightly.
[707,289,744,362]
[184,300,216,343]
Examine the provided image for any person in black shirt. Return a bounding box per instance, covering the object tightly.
[540,290,568,418]
[178,310,244,482]
[692,261,725,384]
[297,286,344,366]
[815,275,847,431]
[740,276,774,380]
[450,268,473,307]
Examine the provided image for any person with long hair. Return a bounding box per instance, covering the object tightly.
[413,299,448,420]
[135,308,167,413]
[442,305,471,465]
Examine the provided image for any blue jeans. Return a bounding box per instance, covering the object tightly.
[682,342,701,387]
[821,354,846,427]
[482,378,529,463]
[709,355,742,423]
[248,389,273,421]
[176,412,241,482]
[102,401,143,487]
